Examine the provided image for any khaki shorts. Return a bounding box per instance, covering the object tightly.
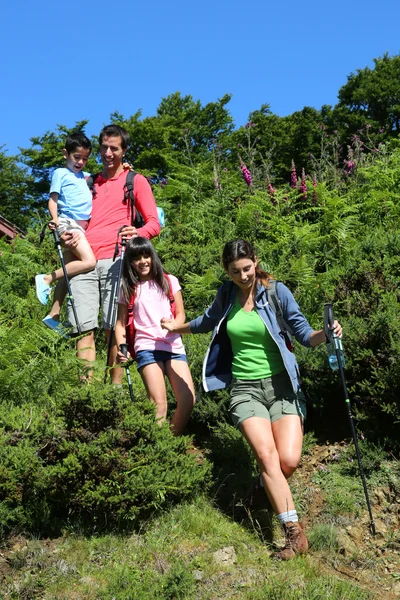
[66,257,121,334]
[229,370,306,428]
[57,216,89,237]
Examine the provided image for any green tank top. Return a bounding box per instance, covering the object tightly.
[226,294,284,380]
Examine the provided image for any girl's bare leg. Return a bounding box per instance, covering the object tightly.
[165,359,195,435]
[139,362,168,424]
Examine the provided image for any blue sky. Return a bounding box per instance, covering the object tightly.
[1,0,399,156]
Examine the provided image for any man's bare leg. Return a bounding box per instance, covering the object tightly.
[105,329,123,384]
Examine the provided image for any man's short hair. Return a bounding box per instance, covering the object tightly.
[99,124,130,150]
[65,131,92,154]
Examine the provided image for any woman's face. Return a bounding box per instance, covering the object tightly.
[225,257,257,291]
[132,254,153,280]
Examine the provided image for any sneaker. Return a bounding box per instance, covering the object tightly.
[42,315,69,339]
[35,274,51,305]
[275,521,309,560]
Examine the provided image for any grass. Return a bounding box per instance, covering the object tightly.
[1,439,399,599]
[1,496,376,600]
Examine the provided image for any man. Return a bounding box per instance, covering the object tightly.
[64,124,160,383]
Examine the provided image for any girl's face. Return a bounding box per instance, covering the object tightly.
[132,254,153,281]
[225,257,258,291]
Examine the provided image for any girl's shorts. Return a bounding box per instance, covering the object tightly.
[229,370,307,428]
[136,350,187,371]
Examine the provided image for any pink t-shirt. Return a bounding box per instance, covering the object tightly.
[132,275,185,354]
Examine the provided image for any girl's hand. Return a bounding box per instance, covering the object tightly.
[48,220,58,230]
[116,349,130,364]
[160,317,175,332]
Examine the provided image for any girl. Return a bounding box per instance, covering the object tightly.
[161,239,342,559]
[115,237,195,436]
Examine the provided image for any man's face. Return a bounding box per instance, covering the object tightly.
[100,135,125,170]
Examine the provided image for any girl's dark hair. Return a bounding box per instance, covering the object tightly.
[222,239,273,286]
[120,237,170,303]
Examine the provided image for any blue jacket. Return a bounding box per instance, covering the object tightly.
[189,281,314,393]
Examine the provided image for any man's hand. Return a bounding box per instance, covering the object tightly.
[61,230,81,249]
[120,225,138,241]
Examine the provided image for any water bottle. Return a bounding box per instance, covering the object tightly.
[327,336,345,371]
[324,303,345,371]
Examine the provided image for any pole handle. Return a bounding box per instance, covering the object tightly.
[52,226,61,245]
[324,303,335,342]
[120,343,129,358]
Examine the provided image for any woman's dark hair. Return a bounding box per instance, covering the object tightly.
[222,239,273,286]
[99,124,130,150]
[120,237,170,303]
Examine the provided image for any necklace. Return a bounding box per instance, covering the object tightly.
[239,289,255,311]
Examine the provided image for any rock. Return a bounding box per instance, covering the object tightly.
[192,570,204,581]
[213,546,237,566]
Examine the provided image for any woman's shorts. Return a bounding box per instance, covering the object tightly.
[57,216,89,237]
[136,350,187,371]
[229,370,306,429]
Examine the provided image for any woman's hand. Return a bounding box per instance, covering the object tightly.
[160,317,175,332]
[332,319,342,339]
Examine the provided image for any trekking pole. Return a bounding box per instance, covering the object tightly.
[104,226,128,383]
[120,344,135,402]
[51,224,82,335]
[324,303,376,536]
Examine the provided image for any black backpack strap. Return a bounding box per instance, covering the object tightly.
[123,170,145,228]
[86,172,101,199]
[267,280,294,351]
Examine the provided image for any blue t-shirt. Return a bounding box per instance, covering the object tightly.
[50,167,92,220]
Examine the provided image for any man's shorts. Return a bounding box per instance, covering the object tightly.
[229,370,307,429]
[57,216,89,237]
[136,350,187,371]
[66,257,121,334]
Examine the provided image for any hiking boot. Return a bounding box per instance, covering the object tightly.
[275,521,308,560]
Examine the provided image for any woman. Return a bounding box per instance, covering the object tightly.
[161,239,342,559]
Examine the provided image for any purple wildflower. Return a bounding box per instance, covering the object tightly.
[240,159,253,187]
[290,160,297,189]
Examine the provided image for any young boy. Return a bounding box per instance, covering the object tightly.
[35,132,96,332]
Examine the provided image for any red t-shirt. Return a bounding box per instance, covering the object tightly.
[85,169,160,260]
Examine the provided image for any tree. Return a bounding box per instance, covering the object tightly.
[335,53,400,138]
[0,147,36,229]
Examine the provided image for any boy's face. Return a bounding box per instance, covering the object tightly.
[63,147,91,173]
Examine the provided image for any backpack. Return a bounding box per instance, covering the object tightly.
[86,170,165,228]
[125,273,176,358]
